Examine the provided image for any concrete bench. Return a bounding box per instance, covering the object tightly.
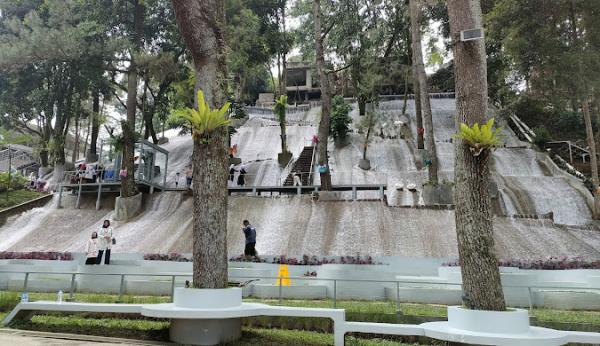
[3,300,347,344]
[2,301,143,326]
[4,301,600,346]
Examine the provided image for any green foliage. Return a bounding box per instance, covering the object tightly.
[0,128,32,146]
[487,1,600,109]
[226,0,285,101]
[454,118,504,155]
[532,126,551,148]
[0,190,44,209]
[330,96,352,143]
[273,95,288,124]
[171,90,231,143]
[359,111,378,135]
[0,172,28,191]
[509,96,593,141]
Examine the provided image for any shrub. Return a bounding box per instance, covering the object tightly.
[143,253,191,262]
[443,256,600,270]
[532,126,551,148]
[144,254,382,266]
[454,118,504,156]
[330,95,352,144]
[0,172,28,191]
[0,251,72,261]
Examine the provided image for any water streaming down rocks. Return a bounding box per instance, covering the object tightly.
[0,99,599,257]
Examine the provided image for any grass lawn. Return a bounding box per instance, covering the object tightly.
[0,189,44,209]
[0,291,599,344]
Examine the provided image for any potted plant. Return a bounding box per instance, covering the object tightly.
[330,95,352,147]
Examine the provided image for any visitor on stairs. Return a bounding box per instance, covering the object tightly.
[85,232,99,265]
[97,220,114,265]
[185,165,193,189]
[237,164,247,187]
[229,164,237,185]
[242,220,257,258]
[293,171,302,186]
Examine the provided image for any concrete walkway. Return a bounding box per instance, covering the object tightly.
[0,329,170,345]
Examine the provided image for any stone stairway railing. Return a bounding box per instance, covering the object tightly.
[283,146,315,186]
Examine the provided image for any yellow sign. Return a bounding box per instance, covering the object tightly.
[276,264,291,286]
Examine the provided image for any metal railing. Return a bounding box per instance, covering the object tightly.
[2,269,597,312]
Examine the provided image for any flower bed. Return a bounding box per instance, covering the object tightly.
[0,251,72,261]
[143,253,191,262]
[144,253,381,265]
[230,255,381,265]
[443,256,600,270]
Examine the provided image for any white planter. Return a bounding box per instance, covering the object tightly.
[448,306,530,334]
[173,287,242,309]
[422,306,568,346]
[169,287,243,346]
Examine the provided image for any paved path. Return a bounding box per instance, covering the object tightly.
[0,329,169,345]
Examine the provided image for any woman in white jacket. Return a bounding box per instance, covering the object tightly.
[85,232,99,265]
[97,220,114,265]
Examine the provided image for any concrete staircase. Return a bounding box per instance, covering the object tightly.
[284,146,315,186]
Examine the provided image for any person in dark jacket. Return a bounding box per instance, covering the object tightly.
[237,165,247,186]
[242,220,256,257]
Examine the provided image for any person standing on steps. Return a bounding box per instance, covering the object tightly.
[185,165,193,189]
[85,232,99,265]
[229,164,237,186]
[237,164,247,187]
[293,171,302,186]
[242,220,257,258]
[97,220,114,265]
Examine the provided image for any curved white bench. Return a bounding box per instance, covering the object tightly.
[2,301,143,326]
[4,301,600,346]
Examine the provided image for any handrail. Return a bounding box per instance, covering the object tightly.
[3,269,598,289]
[308,145,317,185]
[1,269,597,310]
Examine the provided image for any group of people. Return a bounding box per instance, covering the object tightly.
[27,172,46,192]
[71,163,104,184]
[174,165,193,189]
[84,219,256,263]
[229,164,247,187]
[85,220,115,265]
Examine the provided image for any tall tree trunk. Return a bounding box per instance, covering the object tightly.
[583,100,600,218]
[281,2,288,100]
[406,23,424,149]
[447,0,506,311]
[363,126,371,160]
[410,0,438,184]
[39,149,49,167]
[87,92,100,161]
[71,112,80,164]
[277,53,282,97]
[314,0,332,190]
[402,65,410,115]
[280,115,288,153]
[172,0,229,289]
[145,112,159,144]
[120,0,144,198]
[83,114,90,160]
[52,70,74,185]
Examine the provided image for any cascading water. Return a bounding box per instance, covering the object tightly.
[0,99,598,257]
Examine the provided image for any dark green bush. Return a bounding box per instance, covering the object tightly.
[532,126,551,148]
[0,172,27,190]
[330,95,352,144]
